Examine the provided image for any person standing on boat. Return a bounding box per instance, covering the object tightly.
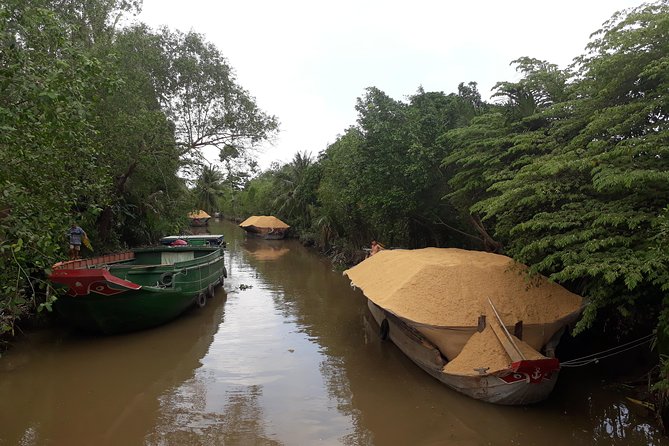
[67,223,87,260]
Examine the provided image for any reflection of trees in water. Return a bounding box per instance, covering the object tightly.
[236,235,375,444]
[240,239,378,444]
[148,384,281,445]
[591,401,663,445]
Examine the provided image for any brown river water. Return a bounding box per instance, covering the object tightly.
[0,220,666,446]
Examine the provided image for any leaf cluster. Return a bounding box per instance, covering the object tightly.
[0,0,278,338]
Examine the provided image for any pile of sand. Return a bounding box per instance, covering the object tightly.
[188,210,211,219]
[343,248,582,327]
[239,215,290,229]
[442,326,546,375]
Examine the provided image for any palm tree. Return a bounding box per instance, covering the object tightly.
[272,151,315,226]
[193,164,225,213]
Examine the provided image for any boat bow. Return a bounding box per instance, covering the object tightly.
[49,268,142,296]
[498,358,560,384]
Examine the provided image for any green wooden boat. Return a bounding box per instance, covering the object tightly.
[48,246,227,334]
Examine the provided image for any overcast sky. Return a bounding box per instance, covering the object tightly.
[136,0,643,169]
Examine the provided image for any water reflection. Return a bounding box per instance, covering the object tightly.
[190,226,211,235]
[145,228,356,444]
[218,221,668,446]
[0,288,227,446]
[0,219,667,446]
[148,384,280,445]
[243,238,291,261]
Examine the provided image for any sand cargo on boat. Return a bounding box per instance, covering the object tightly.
[344,247,584,405]
[188,210,211,227]
[239,215,290,240]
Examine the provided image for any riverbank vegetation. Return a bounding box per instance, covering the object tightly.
[218,1,669,406]
[0,0,277,338]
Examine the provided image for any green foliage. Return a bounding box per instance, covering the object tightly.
[193,164,225,214]
[442,58,570,248]
[0,0,277,339]
[0,1,116,335]
[224,84,484,251]
[325,86,478,247]
[445,1,669,338]
[317,128,368,246]
[205,0,669,397]
[89,24,190,246]
[156,28,279,174]
[270,151,319,230]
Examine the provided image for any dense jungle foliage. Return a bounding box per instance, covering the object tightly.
[0,0,277,337]
[220,2,669,356]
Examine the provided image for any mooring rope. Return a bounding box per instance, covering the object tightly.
[560,333,656,367]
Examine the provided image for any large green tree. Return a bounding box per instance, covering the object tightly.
[441,58,570,251]
[271,151,319,230]
[92,24,188,246]
[316,128,368,247]
[156,29,279,173]
[193,164,225,214]
[316,86,482,248]
[0,0,118,333]
[470,2,669,332]
[0,0,279,338]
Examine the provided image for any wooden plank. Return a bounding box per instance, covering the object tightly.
[488,298,526,362]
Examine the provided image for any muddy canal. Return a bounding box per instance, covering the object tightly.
[0,220,666,445]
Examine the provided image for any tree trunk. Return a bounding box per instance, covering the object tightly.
[96,161,138,242]
[468,214,503,253]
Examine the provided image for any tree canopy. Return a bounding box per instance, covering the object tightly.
[0,0,277,337]
[221,1,669,346]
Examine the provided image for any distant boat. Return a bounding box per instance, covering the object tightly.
[239,215,290,240]
[344,247,584,405]
[159,234,226,247]
[188,210,211,226]
[48,245,227,334]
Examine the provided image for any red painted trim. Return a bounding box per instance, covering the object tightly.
[499,358,561,384]
[52,252,134,270]
[49,266,141,296]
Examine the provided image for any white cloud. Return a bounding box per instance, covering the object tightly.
[136,0,642,169]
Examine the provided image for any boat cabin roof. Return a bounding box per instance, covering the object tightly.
[159,235,225,246]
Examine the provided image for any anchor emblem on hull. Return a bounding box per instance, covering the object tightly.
[531,367,542,380]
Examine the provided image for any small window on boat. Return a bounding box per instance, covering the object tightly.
[161,251,194,265]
